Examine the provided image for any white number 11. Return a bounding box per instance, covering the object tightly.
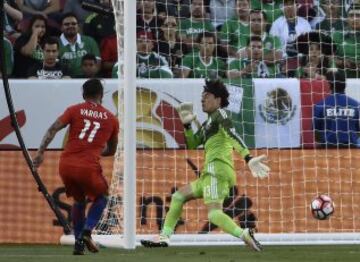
[79,119,101,143]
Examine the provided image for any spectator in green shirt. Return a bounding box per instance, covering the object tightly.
[219,0,250,57]
[332,7,360,78]
[112,30,174,79]
[136,30,173,78]
[58,12,101,78]
[227,35,281,79]
[178,0,215,53]
[250,0,283,24]
[180,31,226,78]
[312,0,346,33]
[236,9,283,64]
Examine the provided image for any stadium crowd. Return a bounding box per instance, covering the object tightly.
[0,0,359,79]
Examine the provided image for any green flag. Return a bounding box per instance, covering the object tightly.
[225,79,255,148]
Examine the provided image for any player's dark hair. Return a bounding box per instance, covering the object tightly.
[61,12,79,24]
[326,71,346,94]
[83,78,104,99]
[203,79,229,108]
[81,53,97,64]
[197,31,217,44]
[250,9,267,22]
[247,35,262,46]
[42,36,59,49]
[28,15,48,34]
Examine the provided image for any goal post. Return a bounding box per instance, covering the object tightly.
[121,0,137,250]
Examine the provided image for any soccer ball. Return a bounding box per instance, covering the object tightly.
[310,194,335,220]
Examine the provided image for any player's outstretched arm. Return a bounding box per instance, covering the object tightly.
[33,119,66,168]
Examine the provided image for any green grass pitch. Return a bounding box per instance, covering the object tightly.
[0,245,359,262]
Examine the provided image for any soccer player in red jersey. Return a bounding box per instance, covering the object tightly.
[33,78,119,255]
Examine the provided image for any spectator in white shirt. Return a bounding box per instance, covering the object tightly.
[270,0,311,57]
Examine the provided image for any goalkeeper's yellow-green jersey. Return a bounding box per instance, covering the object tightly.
[184,108,250,168]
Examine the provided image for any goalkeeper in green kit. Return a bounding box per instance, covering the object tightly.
[141,79,270,251]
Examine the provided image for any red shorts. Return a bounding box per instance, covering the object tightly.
[59,161,108,202]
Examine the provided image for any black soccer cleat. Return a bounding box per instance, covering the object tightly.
[241,228,262,252]
[73,239,85,255]
[140,235,170,248]
[82,230,99,253]
[140,240,169,248]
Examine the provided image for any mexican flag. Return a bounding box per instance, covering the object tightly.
[227,79,301,148]
[253,78,301,148]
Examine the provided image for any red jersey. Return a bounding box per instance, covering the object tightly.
[58,101,119,167]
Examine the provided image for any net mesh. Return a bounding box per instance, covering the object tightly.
[94,0,126,236]
[93,0,360,244]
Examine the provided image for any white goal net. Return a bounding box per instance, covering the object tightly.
[61,0,360,248]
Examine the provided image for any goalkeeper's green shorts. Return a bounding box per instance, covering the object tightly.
[190,161,235,204]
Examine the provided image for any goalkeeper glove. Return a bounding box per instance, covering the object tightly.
[247,155,270,179]
[176,102,197,125]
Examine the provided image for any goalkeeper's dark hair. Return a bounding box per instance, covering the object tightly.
[203,79,229,108]
[83,78,104,99]
[326,70,346,94]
